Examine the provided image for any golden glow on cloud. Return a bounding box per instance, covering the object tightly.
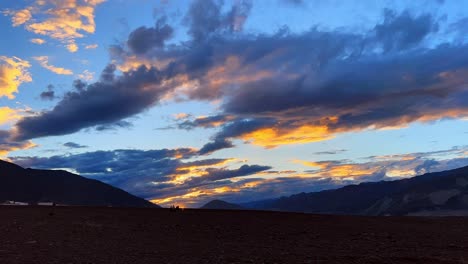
[66,43,79,53]
[169,158,237,184]
[0,107,21,126]
[241,125,333,148]
[33,56,73,75]
[0,56,32,99]
[151,185,244,207]
[0,141,36,157]
[293,160,380,178]
[5,0,105,52]
[3,8,32,26]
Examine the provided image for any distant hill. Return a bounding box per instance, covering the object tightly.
[243,165,468,216]
[0,159,158,208]
[200,199,243,210]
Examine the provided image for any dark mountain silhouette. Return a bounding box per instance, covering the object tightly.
[0,159,158,207]
[200,199,243,210]
[243,165,468,216]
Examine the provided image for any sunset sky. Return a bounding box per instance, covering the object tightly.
[0,0,467,207]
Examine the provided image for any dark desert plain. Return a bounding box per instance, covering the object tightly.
[1,206,467,264]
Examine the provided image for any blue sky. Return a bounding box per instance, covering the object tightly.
[0,0,467,207]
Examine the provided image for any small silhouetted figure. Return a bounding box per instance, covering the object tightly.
[49,202,56,216]
[169,205,181,212]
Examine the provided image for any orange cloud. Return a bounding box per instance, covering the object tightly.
[66,43,79,53]
[0,141,36,157]
[150,185,243,207]
[33,56,73,75]
[0,107,22,126]
[293,160,381,179]
[169,158,237,184]
[241,124,334,148]
[5,0,105,52]
[0,56,32,99]
[3,8,32,26]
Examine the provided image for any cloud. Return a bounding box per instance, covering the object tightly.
[280,0,304,5]
[185,0,252,42]
[373,9,439,52]
[85,44,98,49]
[77,70,94,81]
[127,17,173,55]
[0,130,35,157]
[4,0,105,52]
[33,56,73,75]
[0,107,22,126]
[314,149,347,155]
[3,8,32,26]
[176,115,235,130]
[198,138,234,155]
[0,56,32,99]
[66,43,79,53]
[40,84,56,100]
[12,64,168,140]
[30,38,46,45]
[63,142,88,148]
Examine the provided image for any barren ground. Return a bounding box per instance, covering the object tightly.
[0,206,467,264]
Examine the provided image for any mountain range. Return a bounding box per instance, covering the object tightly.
[202,165,468,216]
[0,159,157,207]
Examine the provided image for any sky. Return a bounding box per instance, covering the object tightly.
[0,0,467,208]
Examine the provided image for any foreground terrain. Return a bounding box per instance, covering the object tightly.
[1,206,467,264]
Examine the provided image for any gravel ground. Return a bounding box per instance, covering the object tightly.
[0,206,467,264]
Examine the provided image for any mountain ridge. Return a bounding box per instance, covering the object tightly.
[240,165,468,216]
[0,159,158,208]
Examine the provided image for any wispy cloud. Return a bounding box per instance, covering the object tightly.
[33,56,73,75]
[30,38,46,45]
[85,44,98,49]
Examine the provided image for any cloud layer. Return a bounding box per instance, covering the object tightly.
[6,3,466,154]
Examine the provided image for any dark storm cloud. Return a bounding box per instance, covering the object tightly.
[198,138,234,155]
[13,65,166,140]
[127,17,173,55]
[63,142,88,149]
[40,84,56,101]
[373,9,439,52]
